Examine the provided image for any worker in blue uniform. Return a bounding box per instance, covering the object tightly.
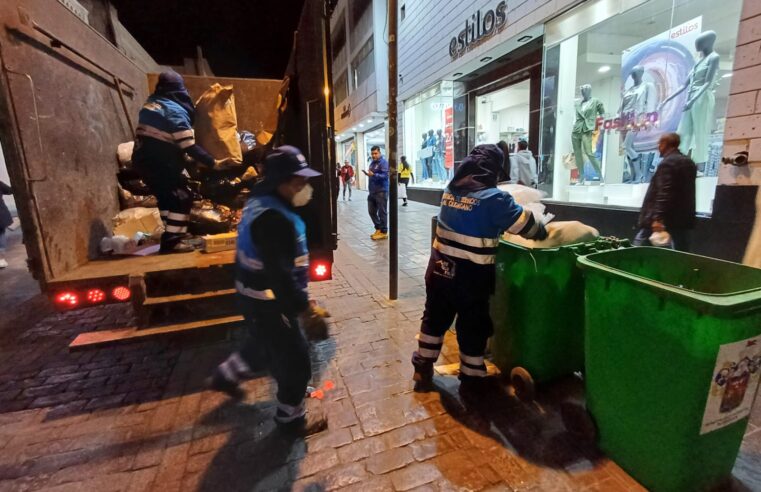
[208,146,329,436]
[132,71,226,253]
[412,144,548,396]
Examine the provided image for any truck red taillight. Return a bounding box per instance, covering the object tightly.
[311,262,332,281]
[55,292,79,308]
[86,289,106,304]
[111,286,131,301]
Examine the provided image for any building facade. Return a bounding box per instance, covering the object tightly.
[331,0,389,190]
[396,0,759,261]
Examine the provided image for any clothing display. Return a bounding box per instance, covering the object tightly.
[571,94,605,180]
[678,55,719,164]
[571,131,601,178]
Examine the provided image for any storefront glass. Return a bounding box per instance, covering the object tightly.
[364,125,386,165]
[404,82,454,189]
[540,0,742,213]
[476,80,530,152]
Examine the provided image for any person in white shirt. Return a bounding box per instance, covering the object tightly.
[509,140,538,187]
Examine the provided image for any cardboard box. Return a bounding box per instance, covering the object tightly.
[202,232,237,253]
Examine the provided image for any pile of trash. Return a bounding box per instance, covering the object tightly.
[107,83,272,255]
[498,184,600,248]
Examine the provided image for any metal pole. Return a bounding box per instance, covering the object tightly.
[387,0,398,300]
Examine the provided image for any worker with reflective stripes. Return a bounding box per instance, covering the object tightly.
[208,146,329,436]
[412,144,548,397]
[132,71,222,253]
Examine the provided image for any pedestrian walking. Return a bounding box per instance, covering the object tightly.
[339,160,354,201]
[364,146,389,240]
[0,180,13,269]
[411,144,548,399]
[633,132,696,252]
[399,156,413,207]
[510,140,538,187]
[133,71,229,254]
[208,146,329,436]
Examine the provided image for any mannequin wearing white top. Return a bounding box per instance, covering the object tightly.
[620,65,657,183]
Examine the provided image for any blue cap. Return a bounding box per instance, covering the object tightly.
[265,145,322,182]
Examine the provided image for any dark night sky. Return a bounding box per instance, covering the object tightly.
[111,0,306,78]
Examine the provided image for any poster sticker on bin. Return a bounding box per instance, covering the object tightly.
[700,336,761,435]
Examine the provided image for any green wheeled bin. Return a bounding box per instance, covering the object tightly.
[490,237,629,400]
[578,247,761,492]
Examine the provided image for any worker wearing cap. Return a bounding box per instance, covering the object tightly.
[209,145,328,436]
[412,144,548,399]
[133,71,228,254]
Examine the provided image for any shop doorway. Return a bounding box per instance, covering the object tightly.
[475,79,530,152]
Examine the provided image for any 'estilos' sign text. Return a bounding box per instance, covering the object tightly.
[449,1,508,59]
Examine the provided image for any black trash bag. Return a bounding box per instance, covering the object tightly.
[118,185,158,209]
[117,168,152,196]
[200,178,245,202]
[188,201,234,235]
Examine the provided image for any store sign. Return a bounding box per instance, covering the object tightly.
[444,107,454,169]
[449,1,508,60]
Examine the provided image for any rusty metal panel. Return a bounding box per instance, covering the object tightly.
[0,0,149,285]
[146,74,282,134]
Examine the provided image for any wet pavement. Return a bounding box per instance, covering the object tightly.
[0,191,758,491]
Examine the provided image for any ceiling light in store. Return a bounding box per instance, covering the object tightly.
[722,73,733,78]
[366,119,372,124]
[598,65,611,73]
[517,35,532,42]
[359,124,364,128]
[480,57,492,63]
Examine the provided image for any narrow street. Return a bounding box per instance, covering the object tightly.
[0,192,757,491]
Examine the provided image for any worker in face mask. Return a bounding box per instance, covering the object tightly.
[208,145,329,436]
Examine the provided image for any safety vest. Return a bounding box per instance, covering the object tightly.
[434,187,531,266]
[235,195,309,301]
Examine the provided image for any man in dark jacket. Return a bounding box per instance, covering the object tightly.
[364,146,389,240]
[132,71,227,254]
[208,146,328,436]
[412,144,548,398]
[634,133,697,252]
[0,181,12,269]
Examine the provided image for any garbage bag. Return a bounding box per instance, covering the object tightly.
[117,141,134,168]
[194,83,243,165]
[200,178,244,202]
[189,201,234,235]
[118,185,158,209]
[497,183,545,206]
[112,207,164,238]
[504,221,599,249]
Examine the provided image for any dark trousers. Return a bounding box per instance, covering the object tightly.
[342,180,352,199]
[368,192,388,233]
[237,299,311,407]
[633,227,691,252]
[133,141,192,250]
[412,253,493,379]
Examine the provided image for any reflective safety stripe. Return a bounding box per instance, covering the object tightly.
[275,400,306,423]
[418,347,440,359]
[433,239,495,265]
[460,353,485,366]
[460,364,487,377]
[295,254,310,267]
[236,281,275,300]
[436,226,498,249]
[172,129,194,140]
[167,212,189,221]
[237,251,264,271]
[228,352,250,375]
[417,333,444,344]
[136,124,174,143]
[160,210,169,217]
[178,138,196,149]
[508,210,530,234]
[165,224,188,233]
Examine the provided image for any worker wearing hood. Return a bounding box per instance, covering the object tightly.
[132,71,222,253]
[412,144,548,398]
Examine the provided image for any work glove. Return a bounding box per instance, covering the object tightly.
[299,301,331,341]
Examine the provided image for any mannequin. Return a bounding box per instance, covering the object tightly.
[435,129,446,181]
[620,65,657,183]
[421,132,432,180]
[660,31,720,169]
[427,130,437,181]
[571,84,605,184]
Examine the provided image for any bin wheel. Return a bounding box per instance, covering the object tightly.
[561,400,597,442]
[510,367,536,402]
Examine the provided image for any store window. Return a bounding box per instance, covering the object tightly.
[540,0,742,213]
[352,37,374,90]
[475,80,530,151]
[365,126,387,166]
[334,69,349,104]
[404,82,454,190]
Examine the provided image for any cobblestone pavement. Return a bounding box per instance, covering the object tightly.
[0,191,758,491]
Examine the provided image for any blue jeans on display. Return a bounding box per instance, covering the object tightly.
[368,192,388,233]
[434,154,446,181]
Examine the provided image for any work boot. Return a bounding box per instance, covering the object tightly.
[412,360,434,392]
[277,401,328,437]
[206,369,245,400]
[370,229,381,239]
[372,231,389,241]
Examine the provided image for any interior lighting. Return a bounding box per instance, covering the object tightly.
[598,65,611,73]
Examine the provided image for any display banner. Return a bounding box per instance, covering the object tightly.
[445,107,454,169]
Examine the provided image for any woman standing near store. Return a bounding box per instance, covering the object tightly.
[399,156,414,207]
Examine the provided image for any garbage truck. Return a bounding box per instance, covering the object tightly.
[0,0,338,349]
